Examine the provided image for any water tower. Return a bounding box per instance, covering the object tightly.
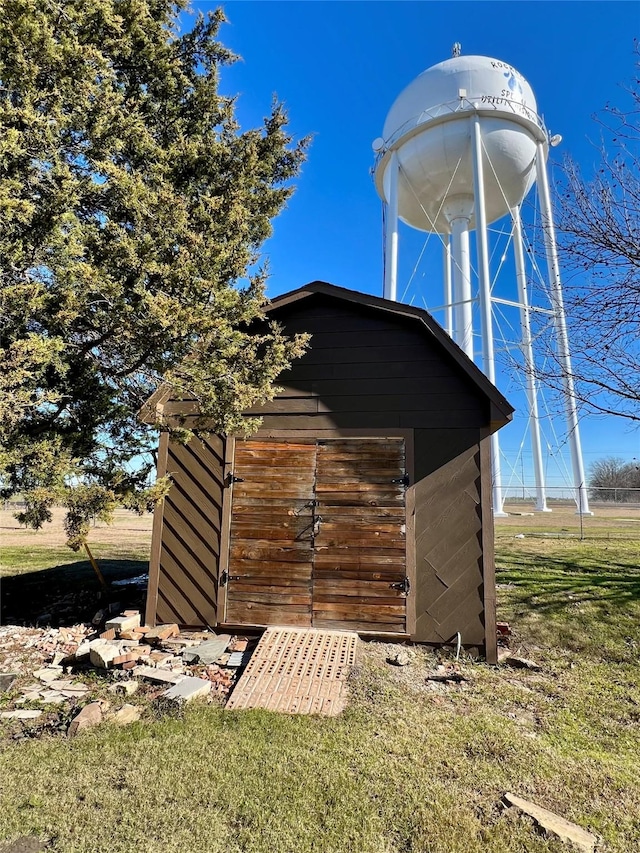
[373,49,591,516]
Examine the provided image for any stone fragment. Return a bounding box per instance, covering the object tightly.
[108,680,139,696]
[504,655,541,671]
[112,703,142,725]
[387,650,412,666]
[132,665,185,685]
[145,624,179,643]
[123,610,139,617]
[0,835,46,852]
[68,702,103,737]
[40,690,66,704]
[149,651,175,667]
[100,628,116,641]
[90,641,121,669]
[1,709,42,720]
[16,692,42,703]
[0,672,18,692]
[92,608,107,625]
[105,613,141,634]
[162,676,211,704]
[33,667,63,683]
[119,631,142,641]
[503,793,597,852]
[185,635,231,665]
[74,638,104,660]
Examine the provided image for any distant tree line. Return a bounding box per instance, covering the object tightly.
[589,457,640,502]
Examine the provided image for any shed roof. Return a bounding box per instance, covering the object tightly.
[267,281,514,427]
[141,281,514,429]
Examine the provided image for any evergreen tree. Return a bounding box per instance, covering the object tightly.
[0,0,308,546]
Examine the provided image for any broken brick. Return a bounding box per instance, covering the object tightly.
[119,631,143,641]
[105,614,141,634]
[113,652,139,667]
[68,702,102,737]
[145,624,179,643]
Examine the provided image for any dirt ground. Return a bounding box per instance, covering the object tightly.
[0,506,154,550]
[497,501,640,537]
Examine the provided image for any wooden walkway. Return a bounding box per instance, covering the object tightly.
[225,627,358,716]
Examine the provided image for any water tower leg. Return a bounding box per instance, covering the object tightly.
[471,115,507,517]
[535,142,592,515]
[384,151,399,301]
[444,238,453,338]
[512,206,551,512]
[445,208,474,360]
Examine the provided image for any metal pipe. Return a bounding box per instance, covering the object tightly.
[472,114,506,517]
[448,215,474,359]
[384,150,399,301]
[444,237,453,337]
[535,141,592,515]
[512,206,550,512]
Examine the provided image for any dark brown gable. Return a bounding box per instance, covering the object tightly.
[248,291,495,431]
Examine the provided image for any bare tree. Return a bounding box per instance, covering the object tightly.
[588,457,639,502]
[546,44,640,422]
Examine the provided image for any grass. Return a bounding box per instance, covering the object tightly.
[0,530,639,852]
[0,543,150,577]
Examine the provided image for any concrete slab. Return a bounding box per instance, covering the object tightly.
[182,635,231,665]
[162,676,211,704]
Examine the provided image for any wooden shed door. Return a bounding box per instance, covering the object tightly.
[224,438,408,634]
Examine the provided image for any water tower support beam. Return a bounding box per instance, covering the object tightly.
[512,205,550,512]
[384,151,399,301]
[446,212,474,359]
[535,142,592,515]
[444,238,453,337]
[471,114,507,517]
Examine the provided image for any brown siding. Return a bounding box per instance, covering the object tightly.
[152,435,224,628]
[412,428,486,647]
[245,296,489,431]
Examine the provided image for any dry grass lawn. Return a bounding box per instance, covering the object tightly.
[0,504,638,852]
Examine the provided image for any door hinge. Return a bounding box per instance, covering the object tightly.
[392,474,410,487]
[226,473,244,486]
[220,570,241,587]
[389,577,411,596]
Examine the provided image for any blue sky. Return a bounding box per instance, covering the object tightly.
[190,1,640,491]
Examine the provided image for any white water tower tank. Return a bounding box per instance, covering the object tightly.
[373,49,592,519]
[374,55,546,233]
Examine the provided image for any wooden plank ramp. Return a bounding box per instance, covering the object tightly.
[225,627,358,716]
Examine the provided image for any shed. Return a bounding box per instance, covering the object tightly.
[142,282,513,662]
